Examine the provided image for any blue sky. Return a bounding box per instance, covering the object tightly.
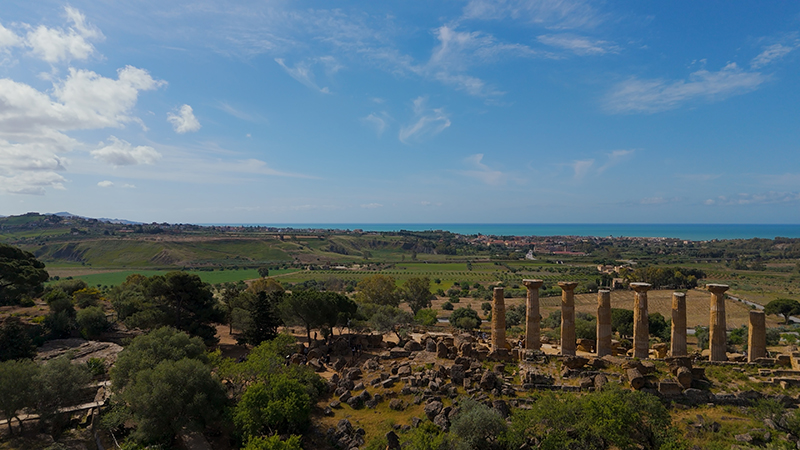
[0,1,799,224]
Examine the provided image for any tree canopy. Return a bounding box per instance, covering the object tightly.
[355,274,399,307]
[765,298,800,325]
[401,276,433,314]
[0,244,49,306]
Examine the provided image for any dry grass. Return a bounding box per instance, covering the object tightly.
[428,288,784,331]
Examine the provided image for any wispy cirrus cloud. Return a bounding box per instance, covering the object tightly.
[462,0,603,29]
[751,38,799,69]
[275,58,331,94]
[570,149,634,179]
[399,97,451,143]
[361,112,391,137]
[459,153,505,185]
[360,203,383,209]
[605,63,766,114]
[537,34,618,55]
[705,191,800,206]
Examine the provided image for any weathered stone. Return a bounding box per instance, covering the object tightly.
[363,358,379,371]
[558,282,578,356]
[386,431,400,450]
[353,382,365,391]
[389,399,405,411]
[658,380,683,396]
[563,355,589,369]
[323,406,334,416]
[330,400,341,409]
[652,343,669,359]
[631,282,652,359]
[426,339,437,352]
[671,292,687,356]
[433,412,449,431]
[523,279,544,350]
[492,399,510,418]
[389,347,411,358]
[424,400,443,420]
[381,378,396,389]
[404,340,423,352]
[639,361,656,375]
[397,365,412,377]
[338,391,352,402]
[450,364,465,385]
[578,376,594,389]
[333,358,346,371]
[748,310,767,363]
[708,284,730,361]
[676,366,693,389]
[337,418,353,435]
[411,417,422,428]
[437,341,449,359]
[627,368,645,390]
[492,287,507,351]
[365,399,378,409]
[596,289,612,357]
[734,433,753,444]
[480,370,499,391]
[594,373,608,390]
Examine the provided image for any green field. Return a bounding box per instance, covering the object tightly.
[50,268,301,287]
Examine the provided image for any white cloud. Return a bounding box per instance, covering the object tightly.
[91,136,162,166]
[0,66,163,194]
[537,34,617,55]
[571,159,594,179]
[98,180,114,187]
[275,58,331,93]
[399,97,451,143]
[360,203,383,209]
[462,0,601,29]
[460,153,505,185]
[0,23,21,51]
[122,183,136,188]
[704,192,800,206]
[362,112,389,136]
[605,63,766,113]
[167,104,201,133]
[751,43,797,69]
[25,6,104,63]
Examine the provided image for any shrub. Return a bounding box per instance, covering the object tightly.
[442,301,454,311]
[76,306,109,338]
[449,398,507,450]
[450,307,480,330]
[415,309,438,326]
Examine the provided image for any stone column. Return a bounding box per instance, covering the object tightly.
[748,310,766,363]
[596,290,612,357]
[708,284,729,361]
[523,279,544,350]
[631,282,652,359]
[491,287,506,351]
[558,282,578,356]
[670,292,687,357]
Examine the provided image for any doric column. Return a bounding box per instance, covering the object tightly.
[748,310,766,363]
[558,282,578,356]
[670,292,687,357]
[491,287,506,351]
[596,289,612,357]
[523,279,544,350]
[708,284,729,361]
[631,282,652,359]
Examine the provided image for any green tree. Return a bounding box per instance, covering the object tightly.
[234,375,311,439]
[0,244,49,306]
[111,327,208,391]
[364,304,413,342]
[0,317,37,361]
[694,325,709,350]
[257,266,270,278]
[0,359,38,434]
[611,308,634,337]
[355,274,399,307]
[449,398,507,450]
[402,277,433,315]
[147,272,221,343]
[35,356,91,430]
[242,290,284,346]
[450,307,480,330]
[765,298,800,325]
[76,306,110,338]
[123,358,226,444]
[414,308,438,326]
[648,312,670,342]
[244,435,302,450]
[72,287,103,308]
[279,290,326,342]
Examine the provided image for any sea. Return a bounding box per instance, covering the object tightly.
[202,223,800,241]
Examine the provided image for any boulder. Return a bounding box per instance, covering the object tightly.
[658,380,683,396]
[437,341,449,359]
[424,400,443,420]
[627,368,644,390]
[404,340,423,352]
[492,400,510,418]
[480,370,499,391]
[389,399,405,411]
[426,339,437,353]
[386,431,401,450]
[676,366,693,389]
[562,356,589,370]
[594,373,608,390]
[450,364,465,385]
[397,365,412,377]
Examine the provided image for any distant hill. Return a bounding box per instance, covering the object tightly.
[52,211,140,225]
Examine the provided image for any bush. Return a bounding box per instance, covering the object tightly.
[234,375,312,439]
[442,301,454,311]
[73,287,103,308]
[449,398,507,450]
[244,435,302,450]
[76,306,109,338]
[415,309,438,326]
[450,307,480,330]
[541,311,561,329]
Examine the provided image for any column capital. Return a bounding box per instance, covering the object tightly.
[557,281,578,291]
[707,284,729,294]
[523,279,544,289]
[598,289,611,295]
[673,292,686,298]
[493,286,504,293]
[630,282,652,293]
